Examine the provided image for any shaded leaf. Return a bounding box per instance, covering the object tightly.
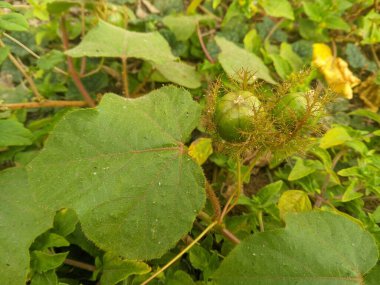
[213,211,378,285]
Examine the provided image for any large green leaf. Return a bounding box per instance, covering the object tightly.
[66,20,176,64]
[27,86,206,260]
[0,168,52,285]
[215,36,276,84]
[213,211,378,285]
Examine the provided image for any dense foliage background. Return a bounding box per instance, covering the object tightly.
[0,0,380,284]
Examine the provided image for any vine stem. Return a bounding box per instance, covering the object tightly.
[264,18,284,43]
[196,24,215,64]
[60,17,96,107]
[140,221,218,285]
[198,211,241,244]
[0,40,43,101]
[1,100,87,110]
[64,258,96,272]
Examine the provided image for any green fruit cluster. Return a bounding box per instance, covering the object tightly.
[215,91,313,142]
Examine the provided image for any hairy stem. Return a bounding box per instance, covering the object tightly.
[141,221,217,285]
[205,181,221,220]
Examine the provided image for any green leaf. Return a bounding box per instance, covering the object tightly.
[0,13,29,31]
[0,168,52,285]
[215,36,276,84]
[256,181,283,208]
[30,270,58,285]
[338,167,362,177]
[31,232,70,250]
[0,119,33,147]
[342,178,363,202]
[66,20,176,64]
[163,14,212,41]
[166,270,196,285]
[100,253,150,285]
[213,211,379,285]
[288,158,321,181]
[0,46,10,65]
[243,29,262,55]
[154,61,201,89]
[37,50,65,71]
[359,10,380,45]
[325,15,350,31]
[269,53,292,79]
[30,251,68,273]
[277,190,312,219]
[259,0,294,20]
[279,43,303,71]
[53,208,79,237]
[320,126,352,149]
[27,86,206,260]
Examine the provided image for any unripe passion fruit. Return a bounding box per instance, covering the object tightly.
[215,91,261,142]
[272,92,308,129]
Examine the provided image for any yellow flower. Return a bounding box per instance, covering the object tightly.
[312,43,360,99]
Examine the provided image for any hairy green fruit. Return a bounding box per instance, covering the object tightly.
[272,92,308,128]
[215,90,261,142]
